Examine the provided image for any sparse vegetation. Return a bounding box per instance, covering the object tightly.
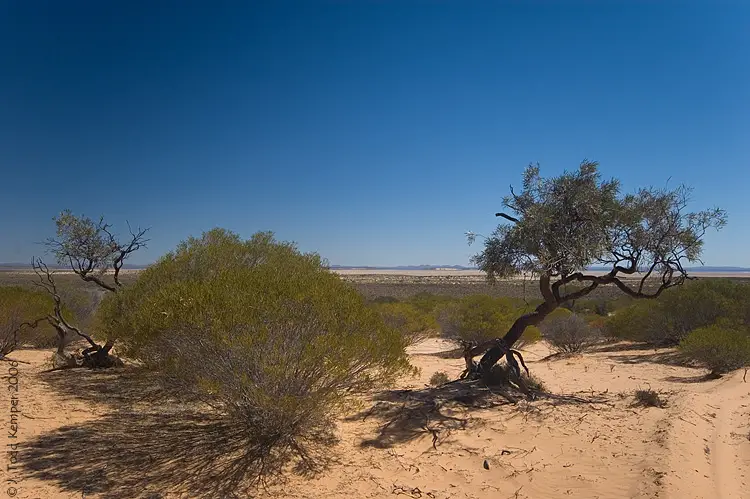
[633,388,668,408]
[540,311,599,353]
[429,371,450,386]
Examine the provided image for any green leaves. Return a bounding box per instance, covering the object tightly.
[473,161,726,296]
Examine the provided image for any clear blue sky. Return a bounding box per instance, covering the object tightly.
[1,1,748,267]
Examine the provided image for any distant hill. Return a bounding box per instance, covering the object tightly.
[329,264,477,271]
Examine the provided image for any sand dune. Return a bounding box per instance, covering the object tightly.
[2,340,748,498]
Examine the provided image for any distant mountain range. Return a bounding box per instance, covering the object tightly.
[2,262,748,273]
[328,265,476,271]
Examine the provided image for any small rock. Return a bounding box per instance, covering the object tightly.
[483,460,490,470]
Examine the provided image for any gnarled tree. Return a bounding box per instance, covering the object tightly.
[466,161,726,378]
[35,210,148,367]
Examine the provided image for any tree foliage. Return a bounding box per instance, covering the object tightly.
[468,161,726,375]
[46,209,148,292]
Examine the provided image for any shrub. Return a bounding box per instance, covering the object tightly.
[540,312,598,353]
[633,389,667,408]
[679,324,750,375]
[97,229,412,486]
[429,371,450,386]
[406,292,455,315]
[606,279,750,345]
[485,363,546,393]
[370,301,438,345]
[604,299,668,343]
[0,286,60,349]
[435,295,541,348]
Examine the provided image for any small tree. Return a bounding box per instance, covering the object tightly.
[33,210,148,367]
[467,161,726,377]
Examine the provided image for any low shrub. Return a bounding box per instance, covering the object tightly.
[429,371,450,386]
[0,286,58,349]
[370,301,438,345]
[633,388,667,408]
[679,324,750,375]
[485,363,546,393]
[98,229,413,487]
[606,279,750,345]
[436,295,541,348]
[540,312,598,353]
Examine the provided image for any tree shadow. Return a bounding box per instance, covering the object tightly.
[606,350,692,368]
[348,380,612,449]
[662,373,716,384]
[588,342,662,354]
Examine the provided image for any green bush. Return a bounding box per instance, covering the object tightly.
[370,301,438,345]
[406,292,455,315]
[435,295,541,348]
[606,279,750,345]
[680,324,750,375]
[97,229,412,485]
[0,286,60,349]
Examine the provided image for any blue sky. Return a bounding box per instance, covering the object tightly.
[1,1,748,267]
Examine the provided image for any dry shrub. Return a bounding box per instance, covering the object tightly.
[429,371,450,386]
[540,311,599,353]
[633,389,667,408]
[98,229,412,490]
[485,363,547,393]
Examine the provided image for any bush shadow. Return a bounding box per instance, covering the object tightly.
[24,366,322,498]
[21,408,289,499]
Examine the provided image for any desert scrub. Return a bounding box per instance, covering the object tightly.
[97,229,413,487]
[606,279,750,345]
[429,371,450,386]
[436,295,541,348]
[0,285,78,349]
[370,301,438,345]
[679,324,750,375]
[633,388,667,408]
[539,311,598,353]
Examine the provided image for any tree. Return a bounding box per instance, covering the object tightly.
[33,210,148,367]
[467,161,726,378]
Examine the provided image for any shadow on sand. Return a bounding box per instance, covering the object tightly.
[22,367,321,498]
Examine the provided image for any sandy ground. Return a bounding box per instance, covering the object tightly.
[1,340,748,498]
